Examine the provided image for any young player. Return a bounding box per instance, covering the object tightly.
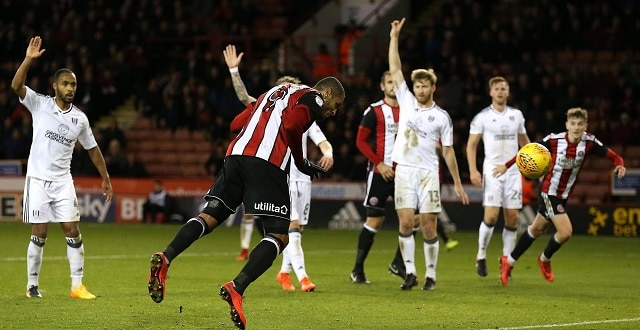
[494,107,626,285]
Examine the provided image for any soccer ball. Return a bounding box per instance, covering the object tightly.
[516,143,551,179]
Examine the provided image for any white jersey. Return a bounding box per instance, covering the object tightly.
[20,87,98,181]
[290,122,328,182]
[469,105,526,173]
[392,81,452,172]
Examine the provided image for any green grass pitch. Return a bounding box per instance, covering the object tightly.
[0,222,638,329]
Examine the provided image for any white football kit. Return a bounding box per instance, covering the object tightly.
[469,105,527,208]
[392,81,453,213]
[20,87,98,223]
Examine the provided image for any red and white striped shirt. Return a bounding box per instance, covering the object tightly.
[227,83,322,171]
[539,132,609,199]
[356,100,399,173]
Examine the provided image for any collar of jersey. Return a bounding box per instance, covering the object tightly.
[53,98,73,114]
[416,102,437,111]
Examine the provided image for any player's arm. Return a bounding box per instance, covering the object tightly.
[466,133,482,187]
[388,18,406,89]
[12,36,46,99]
[442,145,469,205]
[518,133,531,147]
[316,140,334,171]
[223,44,256,106]
[593,142,626,179]
[86,146,113,202]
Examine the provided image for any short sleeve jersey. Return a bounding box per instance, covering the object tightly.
[20,87,98,181]
[469,105,527,173]
[392,81,452,171]
[290,121,328,182]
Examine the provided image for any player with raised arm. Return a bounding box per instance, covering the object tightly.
[12,36,113,299]
[494,107,625,285]
[223,44,334,292]
[388,18,469,291]
[466,76,530,278]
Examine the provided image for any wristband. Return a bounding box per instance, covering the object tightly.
[229,67,239,73]
[323,151,333,158]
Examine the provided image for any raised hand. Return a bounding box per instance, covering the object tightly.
[26,36,46,59]
[390,18,406,38]
[223,44,244,69]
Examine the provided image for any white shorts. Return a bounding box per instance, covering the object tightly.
[482,168,523,209]
[290,181,311,225]
[394,164,441,214]
[23,177,80,224]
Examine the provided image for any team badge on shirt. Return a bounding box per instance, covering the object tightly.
[315,95,323,106]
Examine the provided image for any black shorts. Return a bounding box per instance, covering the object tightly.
[206,155,290,220]
[363,171,394,210]
[537,190,567,220]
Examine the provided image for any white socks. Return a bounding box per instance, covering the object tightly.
[399,234,416,276]
[27,235,46,288]
[477,221,495,259]
[424,239,439,280]
[240,217,254,249]
[281,232,308,281]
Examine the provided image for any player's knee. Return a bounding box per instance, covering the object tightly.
[201,200,234,227]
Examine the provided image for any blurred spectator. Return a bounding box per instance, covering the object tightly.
[2,128,28,159]
[312,42,339,80]
[101,116,127,150]
[143,179,175,224]
[338,19,362,73]
[105,139,129,177]
[125,153,149,178]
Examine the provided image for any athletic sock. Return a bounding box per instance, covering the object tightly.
[542,234,563,260]
[510,226,537,262]
[239,216,254,250]
[424,237,439,280]
[163,217,209,262]
[27,235,46,288]
[66,235,84,289]
[399,233,416,276]
[234,235,282,295]
[287,231,308,281]
[502,226,517,256]
[477,220,495,260]
[353,224,376,273]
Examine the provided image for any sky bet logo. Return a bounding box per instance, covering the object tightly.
[254,202,288,215]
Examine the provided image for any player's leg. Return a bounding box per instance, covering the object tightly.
[417,170,441,291]
[237,209,254,261]
[149,160,239,303]
[219,157,291,329]
[395,165,419,290]
[23,177,48,298]
[286,181,315,291]
[502,171,523,257]
[477,171,503,276]
[277,218,296,291]
[420,213,439,290]
[352,172,392,284]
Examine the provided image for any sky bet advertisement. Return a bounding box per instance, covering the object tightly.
[0,177,637,237]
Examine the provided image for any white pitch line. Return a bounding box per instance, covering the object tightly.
[480,317,640,330]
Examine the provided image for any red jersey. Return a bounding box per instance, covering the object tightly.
[356,100,399,173]
[227,84,322,171]
[539,132,609,199]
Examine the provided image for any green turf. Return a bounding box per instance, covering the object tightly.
[0,222,638,329]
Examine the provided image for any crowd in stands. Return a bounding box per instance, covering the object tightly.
[1,0,638,182]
